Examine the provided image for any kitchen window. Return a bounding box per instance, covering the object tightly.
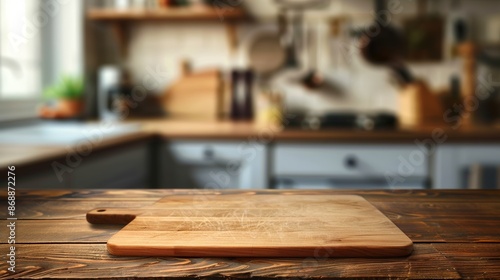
[0,0,83,122]
[0,0,42,121]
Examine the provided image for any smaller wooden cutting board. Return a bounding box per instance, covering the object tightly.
[87,194,413,257]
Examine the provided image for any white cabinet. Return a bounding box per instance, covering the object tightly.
[160,141,267,189]
[272,144,429,189]
[434,144,500,189]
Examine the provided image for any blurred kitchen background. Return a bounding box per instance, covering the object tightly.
[2,0,500,190]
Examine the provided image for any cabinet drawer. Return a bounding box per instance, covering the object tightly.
[273,144,428,178]
[167,142,254,163]
[273,177,426,189]
[435,144,500,189]
[161,141,267,189]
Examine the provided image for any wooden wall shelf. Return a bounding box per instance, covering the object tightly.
[87,7,246,21]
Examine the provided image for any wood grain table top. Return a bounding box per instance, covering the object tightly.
[0,189,499,279]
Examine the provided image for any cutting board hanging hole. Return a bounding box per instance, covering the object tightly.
[87,208,143,225]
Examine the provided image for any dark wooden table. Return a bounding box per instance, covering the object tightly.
[1,189,500,279]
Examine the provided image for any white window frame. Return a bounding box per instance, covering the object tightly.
[0,0,83,122]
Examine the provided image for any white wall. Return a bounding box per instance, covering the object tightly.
[127,22,233,91]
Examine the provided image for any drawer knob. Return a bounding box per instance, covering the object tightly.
[345,156,357,169]
[204,147,214,159]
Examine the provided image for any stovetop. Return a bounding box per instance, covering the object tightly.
[283,112,398,131]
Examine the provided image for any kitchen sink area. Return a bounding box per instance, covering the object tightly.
[0,121,141,145]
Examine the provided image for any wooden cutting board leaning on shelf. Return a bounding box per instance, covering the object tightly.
[162,61,224,119]
[87,194,413,257]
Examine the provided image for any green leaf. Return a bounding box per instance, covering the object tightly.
[43,75,84,100]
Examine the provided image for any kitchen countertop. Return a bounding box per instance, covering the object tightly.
[2,118,500,170]
[139,119,500,142]
[1,189,499,279]
[0,131,154,170]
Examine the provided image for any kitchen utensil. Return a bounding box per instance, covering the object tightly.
[360,0,412,84]
[302,21,320,88]
[329,17,344,70]
[87,194,413,257]
[403,0,444,62]
[450,75,461,102]
[453,18,468,44]
[247,32,286,78]
[277,8,297,68]
[301,22,344,95]
[457,41,476,125]
[474,47,500,124]
[360,0,405,63]
[275,0,330,69]
[278,8,298,68]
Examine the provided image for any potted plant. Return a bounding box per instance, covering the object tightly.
[39,76,84,119]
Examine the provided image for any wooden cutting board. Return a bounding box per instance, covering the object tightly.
[87,194,413,257]
[161,61,224,120]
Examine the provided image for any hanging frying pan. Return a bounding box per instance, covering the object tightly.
[360,0,413,85]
